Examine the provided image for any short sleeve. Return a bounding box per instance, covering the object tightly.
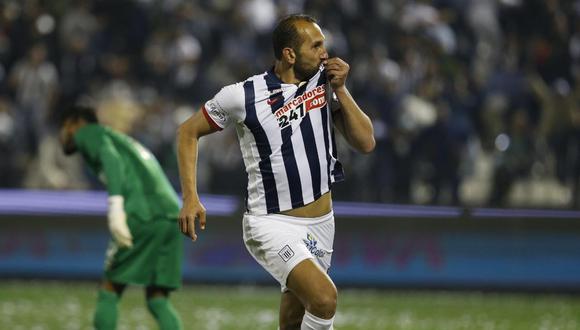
[74,125,124,195]
[202,83,245,130]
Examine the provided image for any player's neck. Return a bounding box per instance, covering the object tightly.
[274,61,301,85]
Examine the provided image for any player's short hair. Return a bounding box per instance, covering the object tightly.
[59,105,99,126]
[272,14,318,60]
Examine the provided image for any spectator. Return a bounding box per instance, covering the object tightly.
[9,42,58,157]
[0,0,577,209]
[488,109,535,206]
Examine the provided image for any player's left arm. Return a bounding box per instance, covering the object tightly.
[97,138,133,248]
[74,127,132,247]
[98,138,124,195]
[325,57,375,154]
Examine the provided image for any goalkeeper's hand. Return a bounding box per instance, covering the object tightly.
[107,195,133,248]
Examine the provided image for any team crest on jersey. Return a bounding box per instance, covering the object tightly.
[274,85,327,129]
[278,245,295,262]
[303,233,326,258]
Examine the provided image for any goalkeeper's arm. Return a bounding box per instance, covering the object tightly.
[98,138,132,248]
[108,195,133,248]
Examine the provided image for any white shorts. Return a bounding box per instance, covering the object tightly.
[242,211,335,291]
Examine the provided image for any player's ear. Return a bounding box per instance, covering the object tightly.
[282,47,296,64]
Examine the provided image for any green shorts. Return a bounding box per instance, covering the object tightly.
[104,217,183,290]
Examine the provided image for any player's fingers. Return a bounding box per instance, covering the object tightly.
[183,216,190,235]
[327,63,349,75]
[325,62,340,69]
[326,57,337,64]
[326,65,345,73]
[117,235,132,248]
[326,58,344,67]
[187,216,197,241]
[123,231,133,243]
[179,217,187,234]
[327,65,347,74]
[332,57,347,64]
[324,66,338,74]
[325,69,339,78]
[124,228,133,240]
[199,211,207,230]
[122,238,133,248]
[327,71,345,83]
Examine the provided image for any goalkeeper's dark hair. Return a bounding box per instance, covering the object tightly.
[59,105,99,126]
[272,14,317,60]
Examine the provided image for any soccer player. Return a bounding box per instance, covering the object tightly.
[177,14,374,330]
[59,106,183,330]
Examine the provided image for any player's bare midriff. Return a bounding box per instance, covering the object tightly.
[280,191,332,218]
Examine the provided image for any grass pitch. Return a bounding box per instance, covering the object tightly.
[1,280,579,329]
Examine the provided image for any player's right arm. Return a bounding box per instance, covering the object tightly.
[177,84,244,241]
[75,126,133,248]
[177,109,219,241]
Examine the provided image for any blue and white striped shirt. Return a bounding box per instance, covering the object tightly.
[203,66,344,215]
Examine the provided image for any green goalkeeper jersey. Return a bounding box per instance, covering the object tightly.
[74,124,180,222]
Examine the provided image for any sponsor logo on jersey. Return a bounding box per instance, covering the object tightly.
[206,101,226,122]
[275,85,327,128]
[267,95,283,105]
[265,88,284,96]
[303,233,326,258]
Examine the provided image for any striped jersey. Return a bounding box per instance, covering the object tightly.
[202,65,344,215]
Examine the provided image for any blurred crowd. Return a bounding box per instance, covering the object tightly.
[1,0,580,209]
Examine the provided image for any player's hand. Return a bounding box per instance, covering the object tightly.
[107,195,133,248]
[178,199,206,242]
[323,57,350,90]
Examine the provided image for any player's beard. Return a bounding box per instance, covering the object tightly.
[294,54,320,82]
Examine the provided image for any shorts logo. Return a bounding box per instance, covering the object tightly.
[303,233,326,258]
[278,245,295,262]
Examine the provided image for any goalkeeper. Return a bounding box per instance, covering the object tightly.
[59,105,183,330]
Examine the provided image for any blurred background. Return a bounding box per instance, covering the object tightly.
[0,0,579,208]
[1,0,580,329]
